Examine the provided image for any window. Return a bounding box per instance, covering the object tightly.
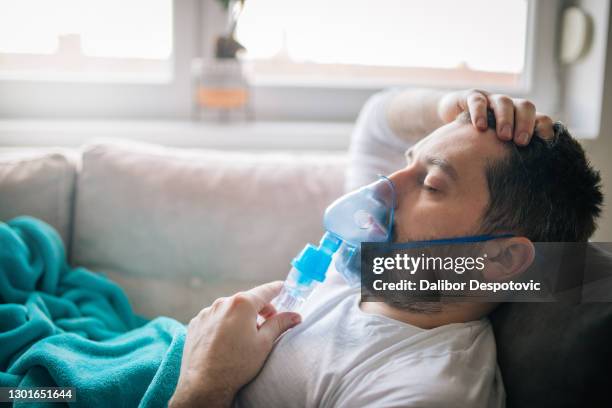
[0,0,173,82]
[236,0,529,89]
[0,0,579,123]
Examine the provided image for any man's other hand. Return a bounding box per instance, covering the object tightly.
[169,281,301,408]
[438,89,555,145]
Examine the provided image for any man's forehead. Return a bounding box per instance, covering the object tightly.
[409,121,507,164]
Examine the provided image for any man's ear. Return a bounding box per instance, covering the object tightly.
[481,237,535,282]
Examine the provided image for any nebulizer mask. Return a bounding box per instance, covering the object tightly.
[270,176,396,313]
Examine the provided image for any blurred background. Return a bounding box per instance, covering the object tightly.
[0,0,610,239]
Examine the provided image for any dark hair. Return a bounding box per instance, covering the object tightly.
[457,110,603,242]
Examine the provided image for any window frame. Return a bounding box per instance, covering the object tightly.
[0,0,198,119]
[0,0,569,122]
[244,0,565,121]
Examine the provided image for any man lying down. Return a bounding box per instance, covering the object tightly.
[170,89,602,408]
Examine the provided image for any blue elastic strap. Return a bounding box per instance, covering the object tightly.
[376,174,397,243]
[373,174,513,249]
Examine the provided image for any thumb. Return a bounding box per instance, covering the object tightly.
[259,312,301,343]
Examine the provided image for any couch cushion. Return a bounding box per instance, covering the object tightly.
[72,141,346,298]
[0,149,77,246]
[101,268,262,322]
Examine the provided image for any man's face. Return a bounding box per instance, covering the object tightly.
[389,121,508,242]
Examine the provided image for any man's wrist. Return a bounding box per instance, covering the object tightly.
[170,380,235,408]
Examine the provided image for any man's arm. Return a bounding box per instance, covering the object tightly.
[386,88,446,143]
[345,89,421,191]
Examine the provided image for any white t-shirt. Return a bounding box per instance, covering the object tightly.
[236,90,505,407]
[235,268,505,408]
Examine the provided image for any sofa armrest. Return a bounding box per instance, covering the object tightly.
[0,148,78,247]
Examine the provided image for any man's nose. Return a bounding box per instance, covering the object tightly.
[387,166,416,197]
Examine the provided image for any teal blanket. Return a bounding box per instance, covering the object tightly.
[0,217,186,407]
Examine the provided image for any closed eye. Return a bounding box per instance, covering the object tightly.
[417,173,438,193]
[422,173,443,193]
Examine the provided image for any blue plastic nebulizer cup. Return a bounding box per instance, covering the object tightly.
[270,176,396,314]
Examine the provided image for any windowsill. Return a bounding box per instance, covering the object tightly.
[0,119,354,151]
[0,72,174,84]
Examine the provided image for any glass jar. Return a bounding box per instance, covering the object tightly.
[192,57,252,122]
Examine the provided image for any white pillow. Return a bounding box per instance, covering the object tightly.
[0,149,77,246]
[72,141,346,289]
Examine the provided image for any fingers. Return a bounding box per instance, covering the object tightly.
[243,280,284,313]
[513,99,537,145]
[465,91,489,131]
[535,113,554,140]
[488,96,551,144]
[258,303,277,320]
[488,95,514,141]
[206,282,283,328]
[247,281,283,302]
[454,89,552,146]
[259,311,301,343]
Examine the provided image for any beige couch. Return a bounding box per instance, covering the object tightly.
[4,140,612,407]
[0,141,346,322]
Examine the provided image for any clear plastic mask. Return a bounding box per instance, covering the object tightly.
[323,176,396,286]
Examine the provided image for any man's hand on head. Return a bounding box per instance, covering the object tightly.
[437,89,555,145]
[169,281,301,408]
